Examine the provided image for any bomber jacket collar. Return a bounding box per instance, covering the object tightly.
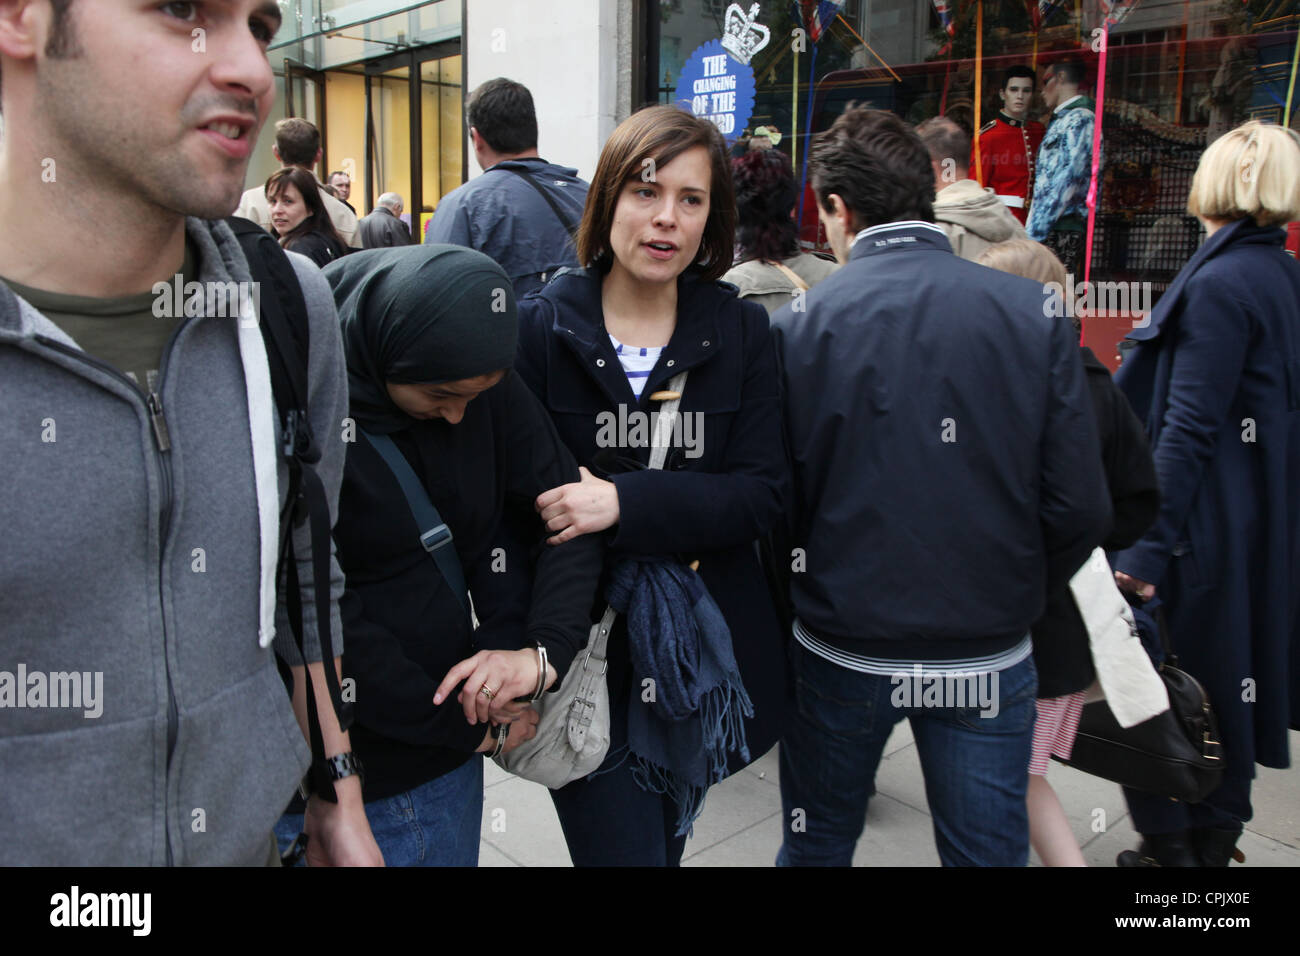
[849,220,953,261]
[1128,217,1285,343]
[543,266,724,407]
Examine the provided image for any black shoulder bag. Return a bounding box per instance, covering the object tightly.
[1056,604,1224,803]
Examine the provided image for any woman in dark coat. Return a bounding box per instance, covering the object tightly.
[1110,121,1300,866]
[514,106,790,866]
[273,245,603,866]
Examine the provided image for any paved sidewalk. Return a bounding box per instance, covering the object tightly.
[480,727,1300,867]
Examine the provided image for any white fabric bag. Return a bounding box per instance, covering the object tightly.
[1068,548,1169,728]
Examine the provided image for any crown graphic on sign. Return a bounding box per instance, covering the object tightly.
[720,3,770,66]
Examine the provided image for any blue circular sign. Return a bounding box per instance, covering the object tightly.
[672,39,756,144]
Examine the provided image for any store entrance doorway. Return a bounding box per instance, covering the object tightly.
[287,40,464,242]
[365,41,463,240]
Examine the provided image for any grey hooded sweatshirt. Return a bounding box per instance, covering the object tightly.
[0,218,346,865]
[932,179,1028,262]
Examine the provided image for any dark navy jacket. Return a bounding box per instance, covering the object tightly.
[515,268,791,765]
[772,221,1112,662]
[1113,218,1300,773]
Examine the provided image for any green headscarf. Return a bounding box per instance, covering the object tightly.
[325,244,518,434]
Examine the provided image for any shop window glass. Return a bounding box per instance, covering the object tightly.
[656,0,1299,364]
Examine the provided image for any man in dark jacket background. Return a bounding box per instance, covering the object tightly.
[358,192,412,248]
[771,107,1111,867]
[424,78,588,295]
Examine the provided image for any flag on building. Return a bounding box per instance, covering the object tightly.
[1088,0,1142,27]
[1031,0,1067,29]
[801,0,845,43]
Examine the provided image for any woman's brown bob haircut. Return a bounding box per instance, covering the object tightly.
[576,105,737,282]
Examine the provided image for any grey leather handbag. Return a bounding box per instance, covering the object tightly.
[494,370,689,788]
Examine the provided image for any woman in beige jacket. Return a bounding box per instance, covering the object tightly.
[722,149,837,316]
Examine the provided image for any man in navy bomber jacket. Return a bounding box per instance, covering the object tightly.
[771,107,1111,868]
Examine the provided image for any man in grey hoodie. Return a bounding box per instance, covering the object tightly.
[916,117,1027,262]
[0,0,380,865]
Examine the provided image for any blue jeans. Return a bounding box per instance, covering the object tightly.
[275,755,484,867]
[777,641,1038,866]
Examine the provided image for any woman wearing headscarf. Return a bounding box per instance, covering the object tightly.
[273,245,603,866]
[514,105,791,866]
[1110,121,1300,867]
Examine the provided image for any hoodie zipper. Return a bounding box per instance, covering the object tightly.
[35,328,183,865]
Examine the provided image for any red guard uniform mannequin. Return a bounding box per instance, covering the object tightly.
[972,110,1046,226]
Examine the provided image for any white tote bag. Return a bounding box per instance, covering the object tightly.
[1068,548,1169,728]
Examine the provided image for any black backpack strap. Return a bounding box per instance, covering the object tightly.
[227,220,312,434]
[500,165,577,238]
[227,217,351,770]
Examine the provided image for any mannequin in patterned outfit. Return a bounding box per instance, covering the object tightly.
[972,66,1045,226]
[1026,61,1096,277]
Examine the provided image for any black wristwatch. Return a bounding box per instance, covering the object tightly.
[299,751,365,803]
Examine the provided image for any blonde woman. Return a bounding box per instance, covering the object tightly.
[1108,121,1300,866]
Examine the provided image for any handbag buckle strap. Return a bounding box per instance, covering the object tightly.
[582,649,608,676]
[567,697,596,749]
[568,696,596,727]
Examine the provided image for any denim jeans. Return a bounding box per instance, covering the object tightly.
[275,755,484,867]
[777,641,1038,866]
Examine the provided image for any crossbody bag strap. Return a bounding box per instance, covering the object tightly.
[362,429,470,617]
[586,370,691,662]
[647,370,690,471]
[501,165,576,237]
[765,259,809,292]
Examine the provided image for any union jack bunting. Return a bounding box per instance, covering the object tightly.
[801,0,845,43]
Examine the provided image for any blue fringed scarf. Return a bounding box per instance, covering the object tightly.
[606,556,753,837]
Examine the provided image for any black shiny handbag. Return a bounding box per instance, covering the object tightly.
[1057,606,1224,803]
